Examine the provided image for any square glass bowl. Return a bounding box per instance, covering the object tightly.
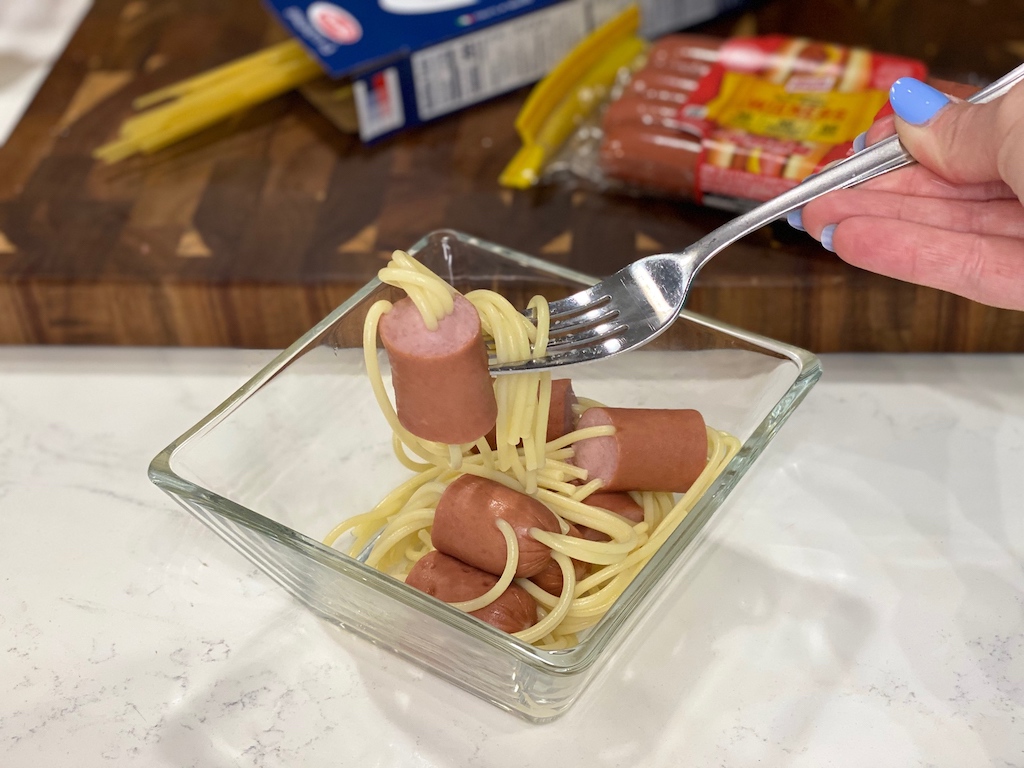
[149,230,821,722]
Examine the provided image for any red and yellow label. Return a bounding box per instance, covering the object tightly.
[705,72,889,144]
[687,36,925,204]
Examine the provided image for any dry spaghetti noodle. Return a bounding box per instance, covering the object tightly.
[95,40,322,164]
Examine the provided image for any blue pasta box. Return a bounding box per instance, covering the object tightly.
[264,0,748,141]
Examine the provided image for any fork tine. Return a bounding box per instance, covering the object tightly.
[541,321,627,352]
[489,336,629,373]
[487,309,621,356]
[547,292,607,319]
[546,304,619,336]
[524,284,610,321]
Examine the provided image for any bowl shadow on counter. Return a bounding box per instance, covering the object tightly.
[326,529,873,761]
[146,528,872,765]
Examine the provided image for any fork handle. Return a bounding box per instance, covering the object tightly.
[687,62,1024,270]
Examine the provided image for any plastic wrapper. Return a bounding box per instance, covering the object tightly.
[502,10,929,212]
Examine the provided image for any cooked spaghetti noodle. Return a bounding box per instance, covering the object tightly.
[325,250,741,648]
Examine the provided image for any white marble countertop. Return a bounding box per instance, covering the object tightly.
[2,346,1022,767]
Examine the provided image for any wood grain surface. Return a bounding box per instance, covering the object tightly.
[0,0,1022,350]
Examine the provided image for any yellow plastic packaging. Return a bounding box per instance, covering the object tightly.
[499,7,647,189]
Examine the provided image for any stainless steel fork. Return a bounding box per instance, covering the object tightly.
[490,63,1024,374]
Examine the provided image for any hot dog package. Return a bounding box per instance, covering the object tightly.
[501,8,928,212]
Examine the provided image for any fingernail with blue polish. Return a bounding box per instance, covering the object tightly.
[820,224,837,252]
[889,77,950,125]
[852,131,867,152]
[787,209,805,232]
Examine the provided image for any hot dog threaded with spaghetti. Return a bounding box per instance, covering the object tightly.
[324,250,740,648]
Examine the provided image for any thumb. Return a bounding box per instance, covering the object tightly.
[889,77,1024,200]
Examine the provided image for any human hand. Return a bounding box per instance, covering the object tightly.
[789,76,1024,310]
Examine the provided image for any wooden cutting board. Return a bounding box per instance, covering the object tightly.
[0,0,1021,350]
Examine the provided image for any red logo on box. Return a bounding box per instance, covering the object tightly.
[307,3,362,45]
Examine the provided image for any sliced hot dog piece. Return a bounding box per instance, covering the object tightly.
[432,475,560,578]
[547,378,579,443]
[578,491,644,542]
[405,550,537,633]
[529,522,588,595]
[482,377,578,450]
[586,492,644,522]
[572,407,708,493]
[378,293,497,445]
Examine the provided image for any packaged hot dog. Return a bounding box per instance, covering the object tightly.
[501,8,929,212]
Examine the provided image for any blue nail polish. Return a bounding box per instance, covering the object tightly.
[852,131,867,152]
[787,209,805,232]
[820,224,837,252]
[889,78,950,125]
